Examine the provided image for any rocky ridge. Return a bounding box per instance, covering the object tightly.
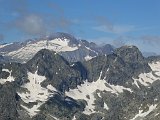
[0,45,160,120]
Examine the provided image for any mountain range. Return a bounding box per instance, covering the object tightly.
[0,32,114,63]
[0,33,160,120]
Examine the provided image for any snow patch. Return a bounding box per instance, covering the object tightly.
[133,72,158,87]
[7,38,78,61]
[85,46,98,55]
[47,84,57,92]
[109,84,133,93]
[2,68,10,73]
[70,64,75,67]
[66,71,132,115]
[130,104,157,120]
[0,43,13,49]
[133,62,160,87]
[18,70,57,117]
[72,116,76,120]
[84,55,94,61]
[49,38,78,52]
[48,114,59,120]
[104,102,109,110]
[21,103,43,117]
[97,92,101,98]
[155,113,159,116]
[0,69,15,84]
[149,61,160,76]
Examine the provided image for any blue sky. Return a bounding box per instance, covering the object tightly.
[0,0,160,54]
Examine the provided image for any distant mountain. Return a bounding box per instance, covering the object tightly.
[147,55,160,62]
[143,51,157,57]
[0,55,12,63]
[0,32,114,63]
[0,45,160,120]
[0,55,4,62]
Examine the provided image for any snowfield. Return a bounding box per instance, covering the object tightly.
[149,61,160,76]
[133,61,160,88]
[7,38,78,62]
[66,72,133,115]
[17,68,57,117]
[0,69,15,84]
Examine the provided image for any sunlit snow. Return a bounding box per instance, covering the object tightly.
[133,61,160,87]
[104,102,109,110]
[84,46,98,55]
[84,55,95,61]
[66,72,132,115]
[17,69,57,117]
[149,61,160,76]
[8,38,78,61]
[0,43,13,49]
[130,104,157,120]
[48,114,59,120]
[0,69,15,84]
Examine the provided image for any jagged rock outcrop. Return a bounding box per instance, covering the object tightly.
[85,45,151,85]
[26,49,87,91]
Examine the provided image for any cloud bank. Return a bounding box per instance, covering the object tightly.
[0,0,73,38]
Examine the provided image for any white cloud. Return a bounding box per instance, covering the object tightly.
[14,14,46,36]
[0,0,73,37]
[93,24,136,34]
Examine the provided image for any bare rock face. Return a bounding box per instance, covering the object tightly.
[0,83,20,120]
[85,45,151,85]
[115,45,144,62]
